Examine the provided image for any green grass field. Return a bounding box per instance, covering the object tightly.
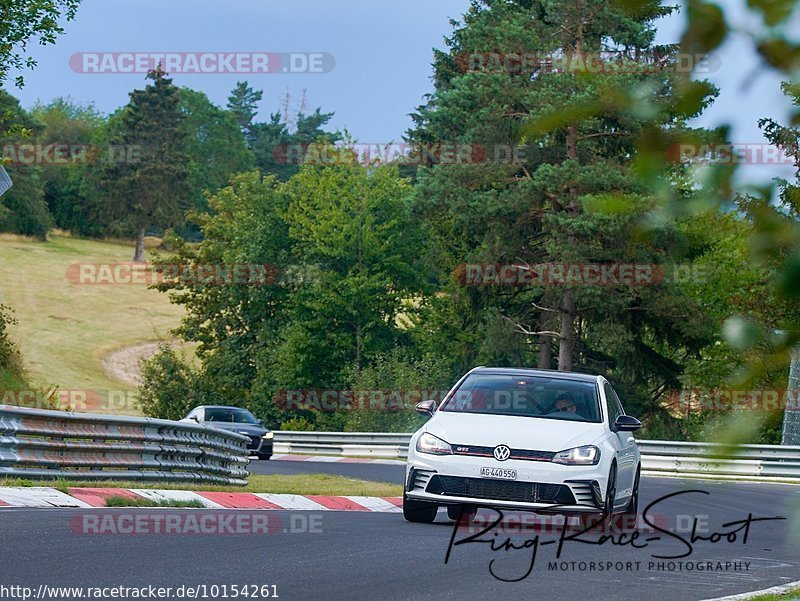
[0,233,184,414]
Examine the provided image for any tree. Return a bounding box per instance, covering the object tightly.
[179,87,254,235]
[102,67,190,261]
[0,0,82,88]
[29,97,105,233]
[408,0,718,424]
[147,171,293,425]
[143,157,423,428]
[226,81,262,143]
[274,158,421,385]
[0,90,52,239]
[251,107,341,181]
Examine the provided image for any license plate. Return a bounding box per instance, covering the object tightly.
[479,467,517,480]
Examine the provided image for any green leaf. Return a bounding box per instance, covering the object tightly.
[747,0,796,26]
[756,38,800,73]
[681,1,728,55]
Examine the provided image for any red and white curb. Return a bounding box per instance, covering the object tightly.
[0,487,402,511]
[270,454,402,465]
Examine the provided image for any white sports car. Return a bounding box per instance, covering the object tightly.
[403,367,641,525]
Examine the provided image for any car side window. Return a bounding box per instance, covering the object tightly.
[604,383,623,426]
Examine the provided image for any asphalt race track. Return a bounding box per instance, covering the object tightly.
[1,460,799,601]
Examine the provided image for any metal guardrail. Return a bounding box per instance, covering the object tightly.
[274,431,800,479]
[637,440,800,479]
[274,431,412,459]
[0,405,250,485]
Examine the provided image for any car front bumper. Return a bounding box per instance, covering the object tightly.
[406,452,608,514]
[246,437,273,456]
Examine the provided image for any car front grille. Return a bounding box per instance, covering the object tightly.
[451,445,556,462]
[426,475,575,505]
[246,436,261,450]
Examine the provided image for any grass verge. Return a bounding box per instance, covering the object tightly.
[105,496,204,508]
[746,587,800,601]
[0,474,403,497]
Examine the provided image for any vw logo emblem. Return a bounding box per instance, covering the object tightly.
[493,445,511,461]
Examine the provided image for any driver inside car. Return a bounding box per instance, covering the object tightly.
[553,392,579,415]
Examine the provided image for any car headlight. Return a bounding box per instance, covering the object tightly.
[551,445,600,465]
[262,432,274,440]
[416,433,452,456]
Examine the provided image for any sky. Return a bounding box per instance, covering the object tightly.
[6,0,798,186]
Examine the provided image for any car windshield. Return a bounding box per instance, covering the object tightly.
[205,408,259,424]
[440,374,601,423]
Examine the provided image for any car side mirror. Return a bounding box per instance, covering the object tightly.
[613,415,641,432]
[188,415,199,422]
[415,400,437,417]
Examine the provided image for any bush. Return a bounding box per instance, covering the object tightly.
[0,304,28,395]
[279,416,314,431]
[0,304,18,368]
[0,167,52,240]
[341,349,452,433]
[137,344,199,421]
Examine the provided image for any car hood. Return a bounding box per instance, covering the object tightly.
[204,423,268,437]
[425,411,604,452]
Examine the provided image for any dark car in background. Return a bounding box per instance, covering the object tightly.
[182,406,273,460]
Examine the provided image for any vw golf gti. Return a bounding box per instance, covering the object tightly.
[404,367,641,525]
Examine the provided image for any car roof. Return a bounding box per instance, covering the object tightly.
[468,366,601,383]
[194,405,254,411]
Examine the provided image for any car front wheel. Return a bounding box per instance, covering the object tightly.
[617,466,640,530]
[603,462,618,530]
[403,494,438,523]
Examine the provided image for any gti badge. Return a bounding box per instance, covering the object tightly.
[493,445,511,461]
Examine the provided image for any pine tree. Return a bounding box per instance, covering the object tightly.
[409,0,717,415]
[226,81,263,144]
[103,67,190,261]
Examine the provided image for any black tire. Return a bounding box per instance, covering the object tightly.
[618,466,640,531]
[446,504,476,522]
[603,462,618,531]
[403,494,438,523]
[256,453,272,460]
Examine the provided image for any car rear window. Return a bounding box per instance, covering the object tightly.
[440,374,601,423]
